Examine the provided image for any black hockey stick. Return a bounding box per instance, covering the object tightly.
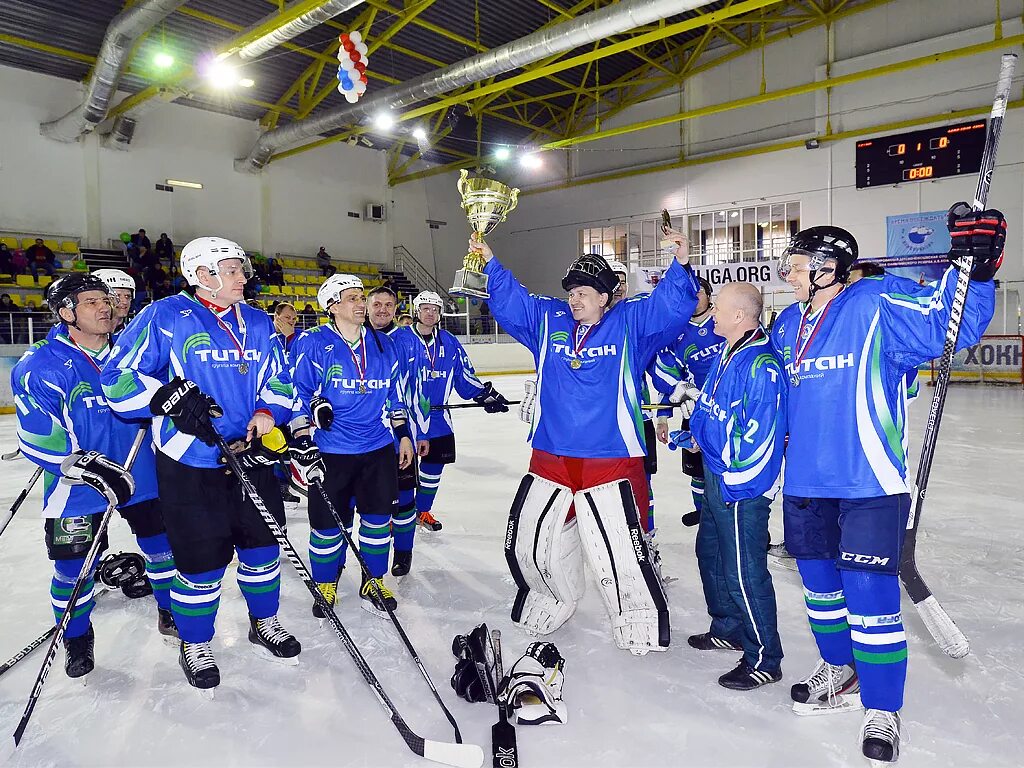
[310,479,464,744]
[899,53,1017,659]
[431,401,521,411]
[11,426,147,749]
[2,449,22,461]
[0,465,42,540]
[490,630,518,768]
[216,434,483,768]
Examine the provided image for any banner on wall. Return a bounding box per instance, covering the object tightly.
[870,253,951,286]
[630,259,787,296]
[886,210,951,258]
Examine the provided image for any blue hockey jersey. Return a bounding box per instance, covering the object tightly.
[385,325,431,439]
[101,292,294,469]
[290,323,406,455]
[13,332,157,518]
[690,329,786,502]
[650,314,726,404]
[482,257,698,458]
[771,268,994,498]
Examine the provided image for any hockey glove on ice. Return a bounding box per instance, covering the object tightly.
[289,434,326,485]
[473,382,510,414]
[947,202,1006,281]
[97,552,153,598]
[60,450,135,507]
[150,377,223,446]
[311,395,334,431]
[502,641,567,726]
[451,624,498,704]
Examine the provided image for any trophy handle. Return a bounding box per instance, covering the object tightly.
[457,168,470,197]
[507,186,520,215]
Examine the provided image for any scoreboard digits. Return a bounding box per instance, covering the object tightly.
[856,120,986,188]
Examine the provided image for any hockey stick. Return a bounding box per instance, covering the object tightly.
[490,630,518,768]
[0,466,43,540]
[11,426,147,749]
[2,449,22,461]
[431,402,521,411]
[310,479,464,744]
[216,434,482,768]
[898,53,1017,660]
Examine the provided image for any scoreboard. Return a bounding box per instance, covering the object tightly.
[855,120,986,189]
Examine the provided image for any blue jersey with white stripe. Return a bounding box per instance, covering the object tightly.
[290,324,405,455]
[392,326,483,439]
[690,329,786,502]
[13,331,157,518]
[483,257,698,459]
[101,292,294,469]
[771,268,994,498]
[651,314,726,396]
[385,325,431,439]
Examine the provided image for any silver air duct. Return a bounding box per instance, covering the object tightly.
[40,0,189,143]
[238,0,366,60]
[236,0,710,173]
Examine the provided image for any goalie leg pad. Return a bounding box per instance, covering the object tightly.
[505,474,584,636]
[574,480,670,655]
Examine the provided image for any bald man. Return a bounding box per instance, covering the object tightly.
[684,282,788,690]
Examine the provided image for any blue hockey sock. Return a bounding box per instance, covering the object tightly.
[843,570,907,712]
[135,533,176,610]
[797,558,854,666]
[171,567,225,643]
[392,488,418,552]
[416,463,444,514]
[51,558,96,639]
[359,513,392,578]
[236,545,281,620]
[309,527,344,584]
[691,476,705,513]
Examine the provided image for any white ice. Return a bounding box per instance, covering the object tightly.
[0,376,1022,768]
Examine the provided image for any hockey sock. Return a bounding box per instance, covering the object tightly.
[691,476,705,513]
[135,533,176,610]
[236,545,281,620]
[645,473,655,530]
[797,558,854,666]
[51,557,96,639]
[358,513,392,578]
[416,463,444,514]
[171,567,225,643]
[842,570,906,712]
[392,488,418,552]
[309,528,344,584]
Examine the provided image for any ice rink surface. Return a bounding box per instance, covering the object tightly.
[0,374,1022,768]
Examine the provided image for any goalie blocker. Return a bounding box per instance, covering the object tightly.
[504,459,669,656]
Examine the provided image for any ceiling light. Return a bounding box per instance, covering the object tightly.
[412,126,427,141]
[519,152,542,170]
[731,211,739,218]
[165,179,203,189]
[374,111,395,131]
[206,60,237,89]
[494,146,510,161]
[238,77,255,88]
[153,52,174,69]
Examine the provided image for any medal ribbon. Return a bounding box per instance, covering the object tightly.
[346,332,367,383]
[572,322,597,362]
[67,337,108,374]
[791,288,843,377]
[709,328,765,398]
[417,330,437,370]
[208,303,249,363]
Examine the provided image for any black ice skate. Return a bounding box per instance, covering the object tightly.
[861,708,901,763]
[157,608,179,640]
[311,568,342,619]
[391,549,413,578]
[63,626,95,679]
[248,615,301,665]
[360,574,398,618]
[179,640,220,691]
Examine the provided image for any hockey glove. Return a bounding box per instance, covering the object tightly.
[150,377,223,446]
[669,382,701,419]
[289,434,326,485]
[947,202,1006,281]
[60,450,135,507]
[451,624,498,704]
[519,379,537,424]
[97,552,153,598]
[222,438,285,473]
[501,641,567,726]
[473,381,510,414]
[311,395,334,431]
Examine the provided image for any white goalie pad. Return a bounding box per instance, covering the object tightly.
[504,474,584,636]
[574,480,670,655]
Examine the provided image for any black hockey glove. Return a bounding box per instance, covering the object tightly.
[451,624,498,704]
[947,202,1006,281]
[473,382,510,414]
[97,552,153,599]
[311,395,334,431]
[150,378,223,446]
[221,438,284,473]
[289,434,326,485]
[60,450,135,507]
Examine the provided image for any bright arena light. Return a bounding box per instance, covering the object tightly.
[206,60,237,89]
[494,146,511,161]
[238,77,255,88]
[153,52,174,69]
[374,111,395,131]
[412,126,427,141]
[519,152,543,170]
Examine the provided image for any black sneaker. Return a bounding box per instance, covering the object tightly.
[718,659,782,691]
[248,615,301,663]
[687,632,743,652]
[179,640,220,690]
[158,608,179,639]
[64,626,95,678]
[391,550,413,578]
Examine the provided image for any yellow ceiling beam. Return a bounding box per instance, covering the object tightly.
[0,32,94,65]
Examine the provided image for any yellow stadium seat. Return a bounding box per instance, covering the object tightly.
[284,274,298,284]
[38,276,53,287]
[43,240,59,252]
[268,285,281,295]
[16,275,34,287]
[0,237,18,250]
[26,295,41,308]
[61,241,79,254]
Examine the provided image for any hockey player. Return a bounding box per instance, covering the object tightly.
[686,282,785,690]
[102,237,300,691]
[12,274,178,678]
[472,231,698,654]
[92,268,136,336]
[772,208,1002,762]
[272,302,299,357]
[289,274,415,617]
[394,290,509,532]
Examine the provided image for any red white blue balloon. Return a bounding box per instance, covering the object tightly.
[337,31,370,102]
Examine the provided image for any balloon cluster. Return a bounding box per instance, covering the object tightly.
[337,31,368,104]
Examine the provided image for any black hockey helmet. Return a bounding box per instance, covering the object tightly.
[697,276,713,299]
[562,253,618,304]
[779,226,859,284]
[46,273,110,322]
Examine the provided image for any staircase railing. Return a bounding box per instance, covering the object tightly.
[393,245,452,302]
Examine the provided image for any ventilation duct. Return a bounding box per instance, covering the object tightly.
[238,0,366,60]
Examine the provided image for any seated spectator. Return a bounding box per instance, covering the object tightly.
[397,314,413,327]
[253,258,269,283]
[301,303,317,318]
[10,248,28,276]
[0,293,19,344]
[0,243,13,275]
[316,246,335,277]
[145,263,167,292]
[153,278,174,301]
[268,258,285,286]
[26,238,57,282]
[137,228,152,253]
[154,232,173,264]
[169,265,186,292]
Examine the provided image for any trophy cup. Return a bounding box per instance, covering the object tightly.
[451,169,519,298]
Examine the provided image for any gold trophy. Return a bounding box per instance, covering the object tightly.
[451,169,519,298]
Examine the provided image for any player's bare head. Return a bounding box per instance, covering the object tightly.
[367,287,398,329]
[712,282,762,341]
[328,287,366,325]
[274,302,297,332]
[694,277,713,317]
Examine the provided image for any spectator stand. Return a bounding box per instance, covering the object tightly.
[0,229,84,341]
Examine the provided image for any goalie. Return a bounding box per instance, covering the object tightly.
[468,230,698,655]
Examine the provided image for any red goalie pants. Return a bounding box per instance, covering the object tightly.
[528,449,651,532]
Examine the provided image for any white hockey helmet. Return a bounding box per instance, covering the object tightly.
[92,268,135,296]
[413,290,444,312]
[605,258,628,278]
[180,237,253,292]
[317,273,364,312]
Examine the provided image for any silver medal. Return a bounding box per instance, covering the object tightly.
[238,362,249,375]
